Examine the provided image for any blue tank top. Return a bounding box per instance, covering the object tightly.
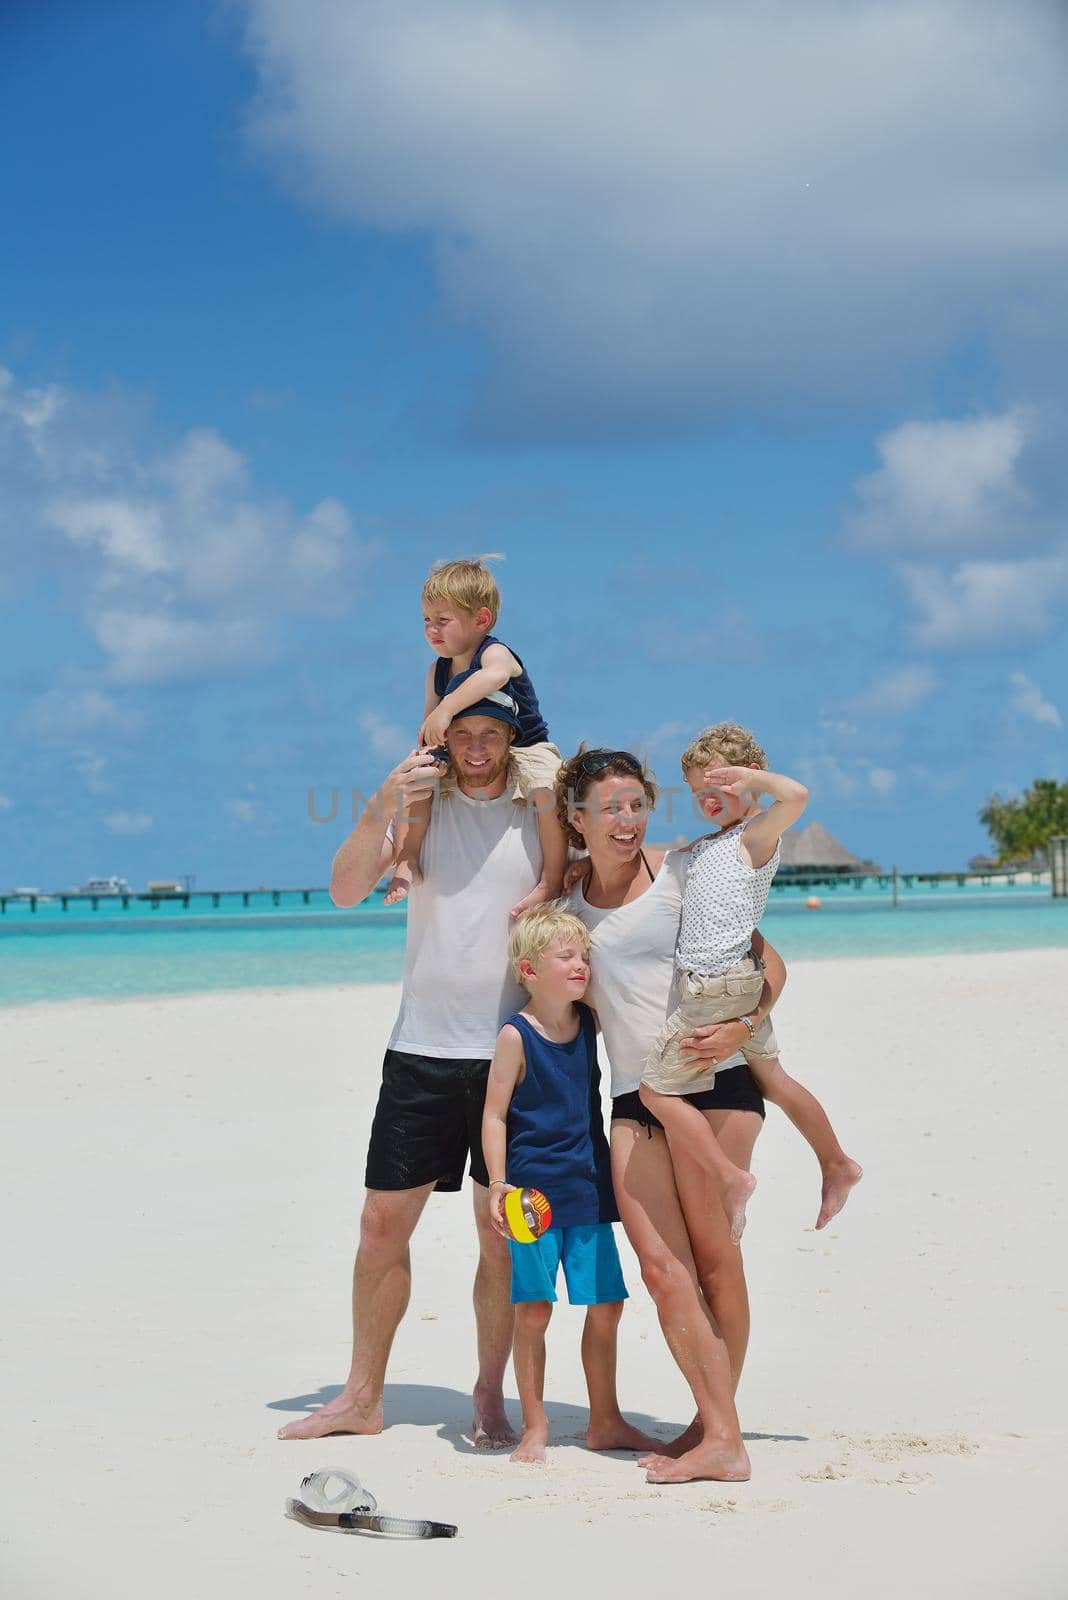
[504,1003,618,1230]
[433,634,549,748]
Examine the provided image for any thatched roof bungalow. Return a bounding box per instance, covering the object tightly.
[777,821,881,876]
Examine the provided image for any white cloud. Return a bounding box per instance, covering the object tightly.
[105,811,154,835]
[238,0,1068,432]
[1008,670,1062,730]
[359,709,410,758]
[848,411,1033,552]
[793,751,899,804]
[16,685,133,744]
[0,369,371,688]
[899,554,1068,650]
[227,798,257,824]
[843,665,939,718]
[868,767,897,796]
[0,794,12,812]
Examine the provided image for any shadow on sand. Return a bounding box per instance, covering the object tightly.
[268,1382,807,1454]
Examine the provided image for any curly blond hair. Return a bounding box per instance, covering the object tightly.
[422,555,503,626]
[679,722,767,774]
[508,902,591,988]
[554,746,659,850]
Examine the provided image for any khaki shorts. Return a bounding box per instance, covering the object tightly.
[642,956,779,1096]
[438,740,561,802]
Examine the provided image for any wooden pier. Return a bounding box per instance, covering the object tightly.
[0,887,339,914]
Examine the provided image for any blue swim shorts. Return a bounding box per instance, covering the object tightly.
[508,1222,628,1306]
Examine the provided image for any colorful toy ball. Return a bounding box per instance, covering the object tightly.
[503,1187,552,1243]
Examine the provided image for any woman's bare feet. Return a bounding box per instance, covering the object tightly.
[511,1423,549,1464]
[277,1392,383,1441]
[722,1169,758,1243]
[637,1415,702,1467]
[644,1438,751,1485]
[816,1157,863,1229]
[586,1416,663,1453]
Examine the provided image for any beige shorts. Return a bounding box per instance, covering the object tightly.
[642,955,780,1096]
[438,740,561,801]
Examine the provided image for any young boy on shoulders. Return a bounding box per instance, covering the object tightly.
[482,904,658,1465]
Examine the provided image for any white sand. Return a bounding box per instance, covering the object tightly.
[2,951,1066,1599]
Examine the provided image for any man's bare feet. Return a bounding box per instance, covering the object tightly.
[644,1439,751,1485]
[277,1393,384,1441]
[722,1169,758,1243]
[509,879,561,922]
[383,863,421,906]
[586,1416,663,1453]
[637,1415,702,1467]
[816,1157,863,1229]
[472,1385,517,1450]
[510,1424,549,1464]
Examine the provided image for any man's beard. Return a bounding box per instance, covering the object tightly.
[453,747,511,789]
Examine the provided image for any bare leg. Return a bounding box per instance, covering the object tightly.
[511,1300,552,1463]
[638,1108,763,1463]
[581,1301,662,1452]
[471,1181,518,1448]
[278,1183,433,1439]
[749,1057,863,1228]
[611,1121,750,1485]
[639,1082,756,1243]
[509,791,567,919]
[384,799,429,905]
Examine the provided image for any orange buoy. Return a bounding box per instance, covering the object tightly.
[805,895,821,910]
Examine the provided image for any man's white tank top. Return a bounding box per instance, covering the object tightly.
[388,787,541,1060]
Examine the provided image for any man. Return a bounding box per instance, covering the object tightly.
[280,689,540,1446]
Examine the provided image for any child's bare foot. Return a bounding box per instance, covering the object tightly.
[383,863,421,906]
[644,1438,751,1485]
[510,1424,549,1464]
[722,1169,758,1243]
[816,1157,863,1229]
[509,879,561,921]
[586,1416,663,1453]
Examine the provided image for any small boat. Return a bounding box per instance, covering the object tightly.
[77,875,133,895]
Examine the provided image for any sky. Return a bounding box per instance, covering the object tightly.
[2,0,1067,889]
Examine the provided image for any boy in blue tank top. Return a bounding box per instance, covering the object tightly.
[482,905,659,1465]
[385,555,567,919]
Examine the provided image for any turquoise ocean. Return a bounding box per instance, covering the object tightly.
[2,878,1065,1006]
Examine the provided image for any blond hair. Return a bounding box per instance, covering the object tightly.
[508,902,590,988]
[680,722,768,774]
[422,554,503,627]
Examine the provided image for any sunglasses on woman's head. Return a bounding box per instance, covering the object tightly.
[576,750,644,778]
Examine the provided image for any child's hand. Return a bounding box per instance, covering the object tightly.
[703,765,761,799]
[419,705,453,749]
[489,1182,517,1236]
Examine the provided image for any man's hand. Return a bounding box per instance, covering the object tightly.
[562,857,592,892]
[418,704,453,749]
[489,1182,518,1237]
[678,1017,750,1066]
[383,748,448,820]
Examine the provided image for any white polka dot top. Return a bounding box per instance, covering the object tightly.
[676,819,781,976]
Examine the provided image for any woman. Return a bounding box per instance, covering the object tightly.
[561,747,786,1484]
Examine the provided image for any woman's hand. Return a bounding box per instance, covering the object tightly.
[678,1017,750,1067]
[489,1182,517,1237]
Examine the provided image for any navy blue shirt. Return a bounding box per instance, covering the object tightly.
[504,1003,618,1229]
[434,633,549,748]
